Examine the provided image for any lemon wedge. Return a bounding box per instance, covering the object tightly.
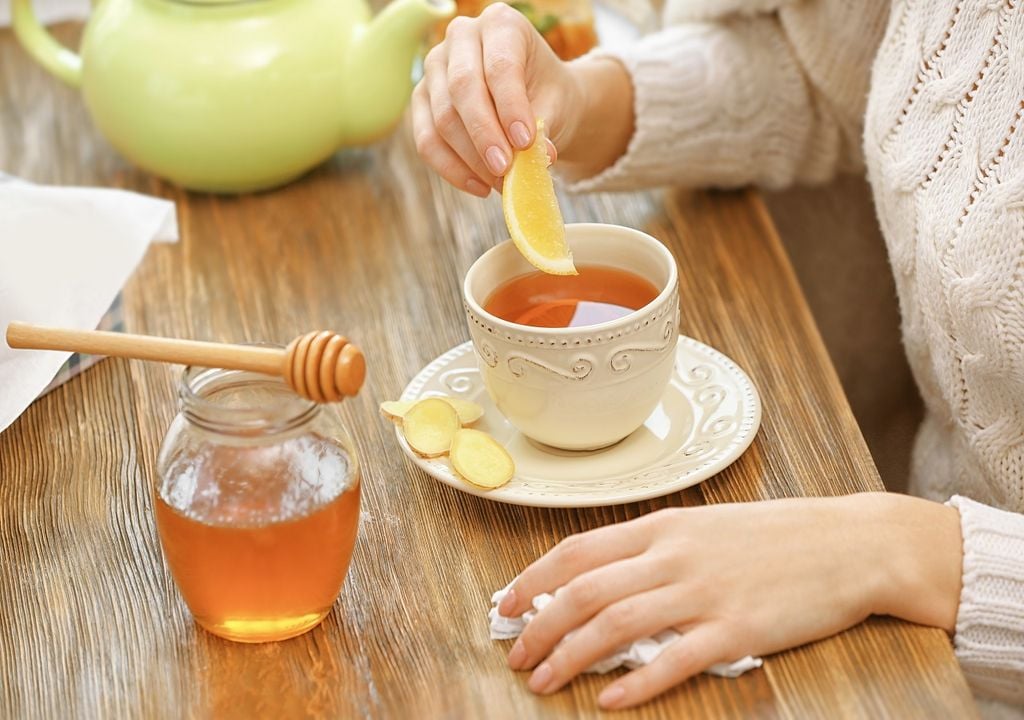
[502,119,576,275]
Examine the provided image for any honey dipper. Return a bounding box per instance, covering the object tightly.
[5,322,365,403]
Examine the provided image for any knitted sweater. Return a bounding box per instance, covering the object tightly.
[570,0,1024,712]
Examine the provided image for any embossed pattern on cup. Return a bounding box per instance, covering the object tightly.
[463,224,680,450]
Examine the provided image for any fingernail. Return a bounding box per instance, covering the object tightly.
[466,178,490,197]
[508,639,526,669]
[598,684,626,709]
[510,121,532,149]
[546,138,558,164]
[498,589,517,616]
[528,662,553,693]
[485,146,508,175]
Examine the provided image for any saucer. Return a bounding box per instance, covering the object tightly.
[396,339,761,508]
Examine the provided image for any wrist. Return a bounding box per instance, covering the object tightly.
[858,492,963,632]
[556,55,634,177]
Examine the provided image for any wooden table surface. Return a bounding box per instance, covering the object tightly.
[0,24,977,720]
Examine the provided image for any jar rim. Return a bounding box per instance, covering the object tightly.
[180,365,318,435]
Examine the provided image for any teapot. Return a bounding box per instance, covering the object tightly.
[12,0,454,192]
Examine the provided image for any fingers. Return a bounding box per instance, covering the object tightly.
[499,518,655,618]
[597,625,731,710]
[443,16,513,176]
[425,64,501,188]
[510,555,669,671]
[413,4,552,194]
[411,82,492,197]
[479,4,537,150]
[524,587,692,695]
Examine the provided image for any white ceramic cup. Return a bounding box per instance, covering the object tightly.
[463,223,680,451]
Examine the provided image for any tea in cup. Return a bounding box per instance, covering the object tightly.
[463,223,680,451]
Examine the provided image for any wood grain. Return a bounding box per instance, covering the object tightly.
[0,23,976,720]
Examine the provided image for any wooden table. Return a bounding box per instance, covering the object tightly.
[0,25,977,719]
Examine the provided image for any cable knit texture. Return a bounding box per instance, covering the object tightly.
[566,1,886,191]
[566,0,1024,713]
[948,497,1024,705]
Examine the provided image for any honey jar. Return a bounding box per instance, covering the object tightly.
[154,364,361,643]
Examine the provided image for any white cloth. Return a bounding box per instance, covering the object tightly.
[0,0,90,26]
[566,0,1024,713]
[489,582,762,677]
[0,174,178,433]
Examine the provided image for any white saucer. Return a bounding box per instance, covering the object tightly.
[397,339,761,508]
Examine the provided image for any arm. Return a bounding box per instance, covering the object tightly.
[561,16,853,191]
[412,2,875,195]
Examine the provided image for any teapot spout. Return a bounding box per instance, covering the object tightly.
[344,0,455,143]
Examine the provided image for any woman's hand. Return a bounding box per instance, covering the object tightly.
[498,493,963,710]
[411,3,634,197]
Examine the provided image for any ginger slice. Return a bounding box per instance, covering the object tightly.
[402,398,460,458]
[450,429,515,489]
[443,398,485,425]
[380,400,415,423]
[381,397,484,425]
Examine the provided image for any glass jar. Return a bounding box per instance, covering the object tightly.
[154,364,361,643]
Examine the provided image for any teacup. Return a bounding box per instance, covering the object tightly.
[463,223,680,451]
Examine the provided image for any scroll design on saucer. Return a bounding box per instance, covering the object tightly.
[680,363,714,385]
[693,384,737,437]
[507,353,593,381]
[609,319,676,373]
[441,369,477,394]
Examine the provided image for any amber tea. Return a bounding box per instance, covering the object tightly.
[484,264,660,328]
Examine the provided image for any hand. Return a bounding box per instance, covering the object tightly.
[498,493,963,710]
[412,3,634,197]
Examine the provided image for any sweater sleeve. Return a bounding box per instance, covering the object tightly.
[946,495,1024,706]
[563,11,864,193]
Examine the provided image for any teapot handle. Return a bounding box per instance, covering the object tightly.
[12,0,83,87]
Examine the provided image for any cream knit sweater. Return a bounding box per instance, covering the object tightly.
[571,0,1024,712]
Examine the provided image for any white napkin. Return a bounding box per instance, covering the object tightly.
[0,174,178,433]
[490,582,762,677]
[0,0,90,26]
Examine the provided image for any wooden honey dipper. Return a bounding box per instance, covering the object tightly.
[5,322,365,403]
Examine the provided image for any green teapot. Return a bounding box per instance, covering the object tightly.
[13,0,454,192]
